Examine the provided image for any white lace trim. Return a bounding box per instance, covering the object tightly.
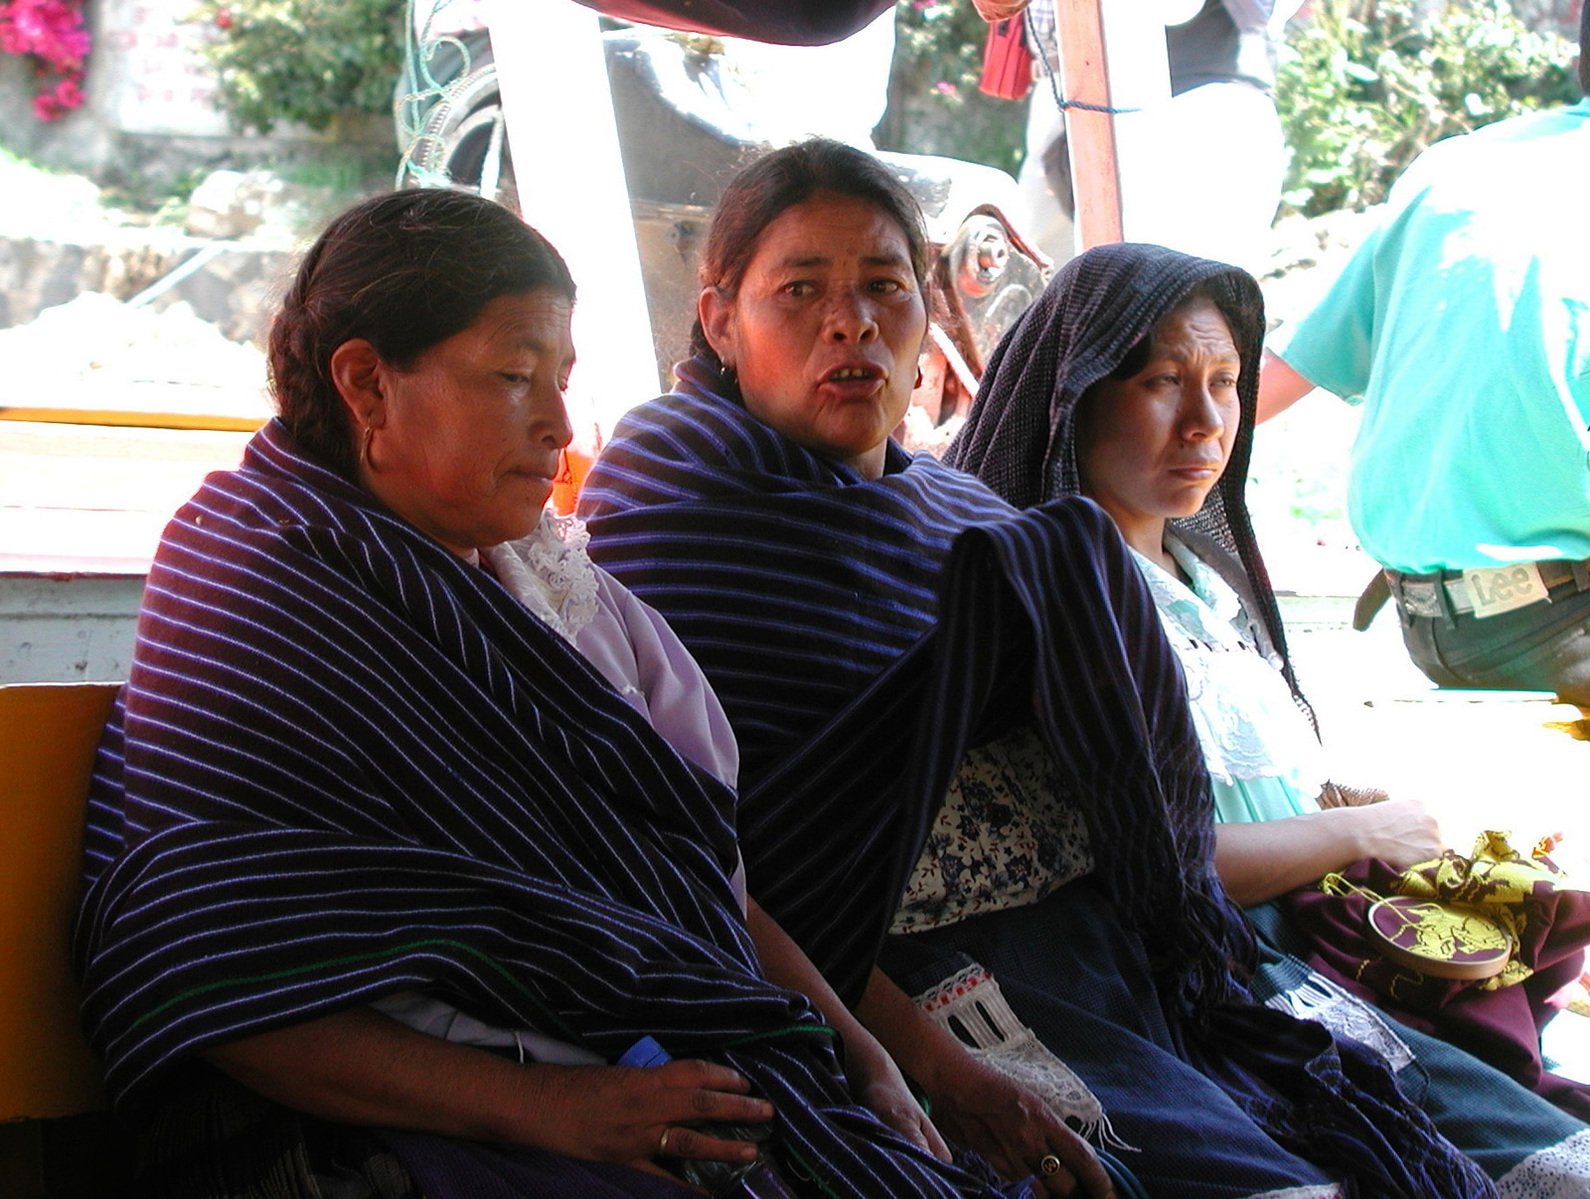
[1263,970,1415,1073]
[1133,540,1326,789]
[1497,1128,1590,1197]
[914,963,1134,1152]
[1246,1189,1345,1199]
[484,510,600,645]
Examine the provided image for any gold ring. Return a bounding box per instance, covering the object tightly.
[659,1127,672,1155]
[1039,1154,1063,1176]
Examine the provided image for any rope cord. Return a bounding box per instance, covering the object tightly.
[1027,12,1142,117]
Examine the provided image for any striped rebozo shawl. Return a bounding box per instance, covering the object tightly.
[579,357,1254,1016]
[71,419,1008,1198]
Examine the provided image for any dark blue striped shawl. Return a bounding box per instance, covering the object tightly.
[579,358,1253,1015]
[72,419,1005,1198]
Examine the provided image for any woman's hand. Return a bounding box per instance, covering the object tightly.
[203,1008,771,1184]
[520,1059,775,1179]
[843,1035,953,1161]
[1215,797,1446,906]
[852,967,1113,1197]
[741,897,951,1159]
[923,1055,1114,1198]
[1340,796,1443,869]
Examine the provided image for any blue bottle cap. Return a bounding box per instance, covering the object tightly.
[617,1035,672,1069]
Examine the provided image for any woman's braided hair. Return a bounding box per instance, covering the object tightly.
[269,188,575,478]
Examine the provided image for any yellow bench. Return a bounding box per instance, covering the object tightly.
[0,682,128,1196]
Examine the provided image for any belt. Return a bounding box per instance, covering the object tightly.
[1384,558,1590,621]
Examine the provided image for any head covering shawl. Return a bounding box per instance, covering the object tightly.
[947,241,1305,708]
[72,419,1011,1198]
[580,357,1252,1016]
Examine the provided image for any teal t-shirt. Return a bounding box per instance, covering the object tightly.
[1273,100,1590,574]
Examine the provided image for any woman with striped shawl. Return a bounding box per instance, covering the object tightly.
[579,137,1496,1198]
[946,239,1590,1192]
[71,189,1060,1199]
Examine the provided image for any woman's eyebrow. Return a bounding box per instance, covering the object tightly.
[774,250,912,270]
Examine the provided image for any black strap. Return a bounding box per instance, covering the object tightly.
[1352,569,1392,632]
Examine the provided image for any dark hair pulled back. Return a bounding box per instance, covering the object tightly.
[690,138,931,361]
[269,188,575,477]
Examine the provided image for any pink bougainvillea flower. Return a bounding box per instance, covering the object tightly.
[0,9,23,56]
[20,0,90,68]
[53,68,81,106]
[0,0,90,120]
[31,88,62,120]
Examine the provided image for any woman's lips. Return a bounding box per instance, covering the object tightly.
[819,364,886,399]
[506,464,558,490]
[511,455,561,480]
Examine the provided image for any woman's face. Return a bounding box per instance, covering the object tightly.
[1077,298,1241,557]
[347,289,576,558]
[700,192,928,480]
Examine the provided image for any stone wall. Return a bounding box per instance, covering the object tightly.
[0,150,300,344]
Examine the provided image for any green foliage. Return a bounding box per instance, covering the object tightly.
[100,163,213,222]
[1276,0,1579,216]
[191,0,406,135]
[877,1,1027,176]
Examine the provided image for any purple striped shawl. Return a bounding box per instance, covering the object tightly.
[580,358,1254,1015]
[72,418,1007,1197]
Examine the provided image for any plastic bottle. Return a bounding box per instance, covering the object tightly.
[617,1036,797,1197]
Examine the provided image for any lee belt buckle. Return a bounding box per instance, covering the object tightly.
[1461,562,1548,618]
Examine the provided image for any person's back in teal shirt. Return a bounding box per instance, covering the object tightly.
[1273,99,1590,575]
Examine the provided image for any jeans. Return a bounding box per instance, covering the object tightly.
[1399,574,1590,705]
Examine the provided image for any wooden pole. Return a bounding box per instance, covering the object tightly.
[1053,0,1173,250]
[1053,0,1121,248]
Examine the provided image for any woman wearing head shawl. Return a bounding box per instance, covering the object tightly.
[948,239,1590,1190]
[580,137,1498,1198]
[72,188,1065,1199]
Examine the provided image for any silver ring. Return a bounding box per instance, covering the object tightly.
[659,1127,672,1155]
[1039,1154,1063,1176]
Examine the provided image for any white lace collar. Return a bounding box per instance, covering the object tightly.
[1131,537,1325,789]
[483,511,601,645]
[1141,538,1252,651]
